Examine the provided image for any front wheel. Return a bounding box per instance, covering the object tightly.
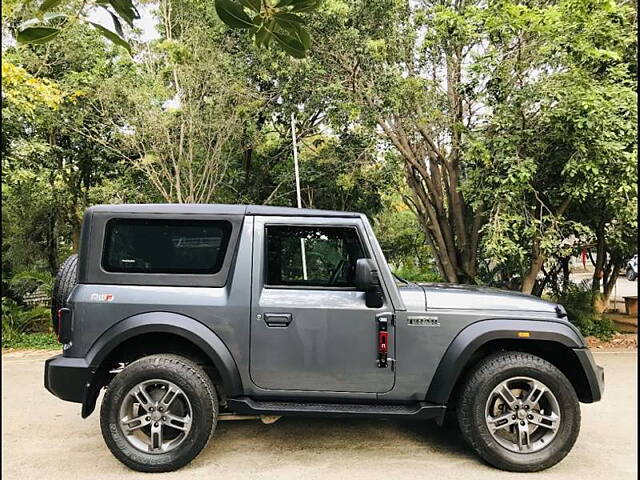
[626,268,637,281]
[457,351,580,472]
[100,354,218,472]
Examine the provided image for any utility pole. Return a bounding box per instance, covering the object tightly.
[291,113,308,280]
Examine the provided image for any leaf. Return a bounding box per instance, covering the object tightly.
[90,22,132,54]
[38,0,63,12]
[16,26,61,44]
[272,31,306,58]
[256,19,276,47]
[272,15,311,50]
[239,0,261,12]
[108,0,139,26]
[273,12,305,24]
[107,10,124,37]
[42,12,68,23]
[255,27,270,47]
[294,25,311,50]
[215,0,254,29]
[289,0,321,13]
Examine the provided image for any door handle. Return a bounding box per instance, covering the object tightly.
[264,313,293,327]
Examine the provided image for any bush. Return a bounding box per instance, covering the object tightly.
[551,281,617,341]
[4,332,59,349]
[392,262,442,283]
[2,298,51,348]
[9,270,54,298]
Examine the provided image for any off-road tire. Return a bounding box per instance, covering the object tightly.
[626,268,637,281]
[51,254,78,332]
[457,351,580,472]
[100,354,218,472]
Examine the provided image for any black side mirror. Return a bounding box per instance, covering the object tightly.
[355,258,384,308]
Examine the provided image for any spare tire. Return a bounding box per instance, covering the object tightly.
[51,254,78,333]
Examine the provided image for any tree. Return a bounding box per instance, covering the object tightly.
[105,18,257,201]
[2,23,146,276]
[13,0,320,57]
[303,0,636,292]
[473,0,637,293]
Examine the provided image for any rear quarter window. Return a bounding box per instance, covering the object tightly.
[102,219,232,274]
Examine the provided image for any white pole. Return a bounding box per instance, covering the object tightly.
[291,113,308,280]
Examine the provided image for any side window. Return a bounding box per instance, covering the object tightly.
[265,225,366,288]
[102,219,232,274]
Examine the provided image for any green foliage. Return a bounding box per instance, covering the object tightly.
[1,298,51,347]
[1,61,63,112]
[9,270,54,298]
[2,0,637,304]
[551,281,617,340]
[2,332,59,349]
[215,0,320,57]
[392,263,442,284]
[3,23,148,279]
[10,0,320,57]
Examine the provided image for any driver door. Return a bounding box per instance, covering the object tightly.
[249,216,395,393]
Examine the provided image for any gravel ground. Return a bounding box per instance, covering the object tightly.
[585,333,637,351]
[2,350,637,480]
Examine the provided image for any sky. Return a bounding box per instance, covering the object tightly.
[88,2,161,43]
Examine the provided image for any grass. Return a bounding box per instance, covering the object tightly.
[2,332,59,350]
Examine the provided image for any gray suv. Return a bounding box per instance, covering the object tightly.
[45,204,604,473]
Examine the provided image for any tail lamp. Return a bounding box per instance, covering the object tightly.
[57,308,72,344]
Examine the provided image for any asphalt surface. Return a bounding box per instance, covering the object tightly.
[571,272,637,300]
[2,350,637,480]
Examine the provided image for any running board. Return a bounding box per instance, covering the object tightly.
[227,397,445,420]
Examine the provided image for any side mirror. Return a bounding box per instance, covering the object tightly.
[355,258,384,308]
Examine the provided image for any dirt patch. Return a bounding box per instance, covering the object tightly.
[585,333,637,351]
[1,348,59,359]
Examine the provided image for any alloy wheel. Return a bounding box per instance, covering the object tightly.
[485,376,561,453]
[118,379,193,454]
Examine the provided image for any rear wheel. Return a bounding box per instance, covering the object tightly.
[457,351,580,472]
[100,354,218,472]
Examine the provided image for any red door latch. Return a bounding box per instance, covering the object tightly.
[376,314,391,368]
[378,331,388,354]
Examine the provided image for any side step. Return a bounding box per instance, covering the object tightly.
[227,397,445,420]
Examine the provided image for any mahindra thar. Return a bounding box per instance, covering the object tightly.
[45,204,604,472]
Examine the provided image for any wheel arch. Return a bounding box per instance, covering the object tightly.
[426,319,592,409]
[81,312,242,418]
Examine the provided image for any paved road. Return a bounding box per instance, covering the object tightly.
[2,351,637,480]
[571,272,637,300]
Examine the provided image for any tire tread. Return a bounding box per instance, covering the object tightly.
[100,354,218,472]
[456,350,580,472]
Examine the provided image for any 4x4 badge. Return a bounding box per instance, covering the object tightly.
[91,293,114,302]
[407,315,440,327]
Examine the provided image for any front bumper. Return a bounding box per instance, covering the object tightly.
[573,348,605,402]
[44,355,91,404]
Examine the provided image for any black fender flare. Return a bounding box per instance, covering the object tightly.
[425,319,584,405]
[81,312,243,417]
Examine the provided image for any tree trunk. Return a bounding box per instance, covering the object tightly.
[561,256,571,288]
[597,259,622,313]
[521,255,545,295]
[46,214,58,275]
[522,239,545,295]
[592,223,606,292]
[72,227,81,254]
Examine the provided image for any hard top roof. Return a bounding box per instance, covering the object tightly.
[86,203,362,218]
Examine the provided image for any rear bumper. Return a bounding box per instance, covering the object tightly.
[573,348,605,403]
[44,354,91,404]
